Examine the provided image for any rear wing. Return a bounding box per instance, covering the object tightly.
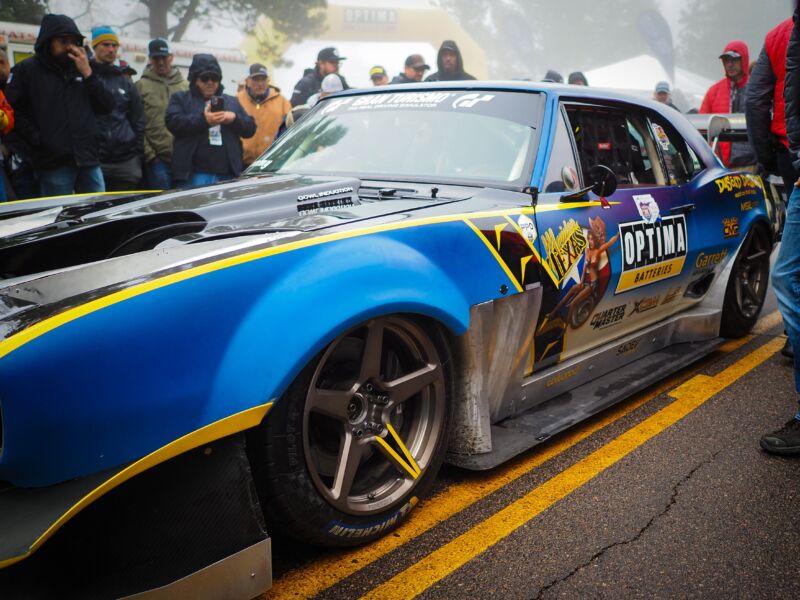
[685,113,748,154]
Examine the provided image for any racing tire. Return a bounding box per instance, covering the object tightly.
[720,225,771,338]
[247,316,453,547]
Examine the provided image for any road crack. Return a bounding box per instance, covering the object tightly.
[531,449,723,600]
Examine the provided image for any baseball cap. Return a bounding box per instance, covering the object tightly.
[655,81,670,93]
[318,47,346,62]
[369,66,387,80]
[405,54,430,70]
[321,73,344,93]
[148,38,170,57]
[719,50,742,59]
[248,63,268,78]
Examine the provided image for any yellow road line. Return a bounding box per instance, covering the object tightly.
[387,423,421,476]
[373,435,419,480]
[264,336,752,599]
[362,336,782,600]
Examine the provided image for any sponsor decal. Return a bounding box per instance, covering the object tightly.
[517,214,538,246]
[715,174,761,195]
[598,142,612,151]
[452,93,495,109]
[591,304,627,330]
[723,217,740,239]
[327,498,417,538]
[662,286,682,304]
[546,366,580,388]
[740,199,759,212]
[616,214,688,293]
[695,249,728,270]
[651,123,671,151]
[297,187,355,202]
[633,194,661,224]
[542,219,588,285]
[297,196,355,215]
[617,339,640,356]
[632,295,660,314]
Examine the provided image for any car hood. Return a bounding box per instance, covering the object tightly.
[0,174,469,280]
[0,174,480,338]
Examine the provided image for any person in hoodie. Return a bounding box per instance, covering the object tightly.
[699,41,756,168]
[425,40,476,82]
[237,63,291,168]
[165,53,256,187]
[90,26,145,191]
[5,14,114,196]
[136,38,189,190]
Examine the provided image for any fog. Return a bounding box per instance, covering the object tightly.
[36,0,797,109]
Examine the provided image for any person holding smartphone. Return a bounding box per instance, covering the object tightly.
[4,13,114,197]
[165,53,256,188]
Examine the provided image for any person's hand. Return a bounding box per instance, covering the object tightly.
[204,107,226,126]
[221,111,236,125]
[67,45,92,78]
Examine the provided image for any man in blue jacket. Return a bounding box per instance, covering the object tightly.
[5,14,114,196]
[165,54,256,188]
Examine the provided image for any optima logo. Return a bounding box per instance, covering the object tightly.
[616,215,688,293]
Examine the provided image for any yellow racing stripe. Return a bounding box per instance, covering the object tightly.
[362,336,781,600]
[0,203,611,361]
[264,336,753,599]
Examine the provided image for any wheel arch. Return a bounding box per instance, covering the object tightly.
[206,234,479,422]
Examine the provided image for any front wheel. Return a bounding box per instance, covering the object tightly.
[720,226,771,338]
[247,316,452,546]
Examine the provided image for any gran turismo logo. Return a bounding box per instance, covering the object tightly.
[452,93,495,109]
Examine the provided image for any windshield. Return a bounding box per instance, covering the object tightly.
[246,90,542,188]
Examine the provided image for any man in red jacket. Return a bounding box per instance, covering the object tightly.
[0,89,13,201]
[700,40,754,167]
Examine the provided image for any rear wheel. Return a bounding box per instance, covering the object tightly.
[247,316,452,546]
[720,226,771,338]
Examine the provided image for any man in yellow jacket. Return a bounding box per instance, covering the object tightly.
[238,63,291,167]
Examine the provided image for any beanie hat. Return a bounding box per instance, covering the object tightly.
[91,25,119,48]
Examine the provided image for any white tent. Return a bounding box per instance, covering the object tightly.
[585,54,714,112]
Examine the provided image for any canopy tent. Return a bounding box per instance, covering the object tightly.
[584,54,715,112]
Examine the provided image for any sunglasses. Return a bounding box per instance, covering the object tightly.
[198,75,220,83]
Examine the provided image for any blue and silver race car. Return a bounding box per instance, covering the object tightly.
[0,82,782,598]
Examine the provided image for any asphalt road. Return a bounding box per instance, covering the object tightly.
[263,289,800,600]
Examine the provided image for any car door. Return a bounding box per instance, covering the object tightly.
[530,101,694,371]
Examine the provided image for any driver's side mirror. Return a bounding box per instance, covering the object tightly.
[588,165,618,197]
[561,164,618,202]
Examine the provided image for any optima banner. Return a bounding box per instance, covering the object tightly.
[615,214,688,293]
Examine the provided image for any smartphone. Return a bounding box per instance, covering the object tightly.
[209,96,225,112]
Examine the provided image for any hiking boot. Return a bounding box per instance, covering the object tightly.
[760,418,800,456]
[782,338,794,360]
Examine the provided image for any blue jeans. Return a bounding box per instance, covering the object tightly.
[145,158,173,190]
[772,186,800,414]
[176,173,232,188]
[37,165,105,197]
[0,177,6,202]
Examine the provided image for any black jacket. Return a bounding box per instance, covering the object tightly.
[390,73,416,84]
[165,54,256,181]
[747,48,780,171]
[786,10,800,170]
[425,40,476,82]
[92,60,145,163]
[4,14,114,170]
[290,68,350,107]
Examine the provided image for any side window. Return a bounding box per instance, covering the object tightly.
[565,104,665,188]
[543,109,580,194]
[647,116,703,185]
